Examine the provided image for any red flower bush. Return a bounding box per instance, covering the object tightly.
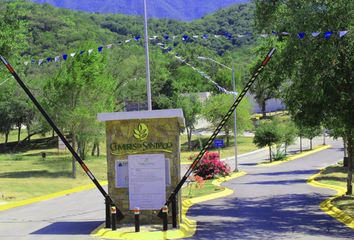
[193,151,231,179]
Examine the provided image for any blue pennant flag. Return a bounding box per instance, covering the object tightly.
[98,46,103,52]
[31,59,35,64]
[80,50,85,55]
[134,35,141,41]
[164,35,169,40]
[182,35,189,41]
[324,31,333,39]
[224,32,232,39]
[272,31,278,35]
[298,32,306,39]
[62,54,68,61]
[46,57,52,63]
[202,34,208,39]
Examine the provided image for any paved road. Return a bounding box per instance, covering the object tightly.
[186,138,354,239]
[0,186,104,240]
[0,137,351,239]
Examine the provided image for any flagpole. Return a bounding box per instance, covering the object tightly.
[143,0,152,111]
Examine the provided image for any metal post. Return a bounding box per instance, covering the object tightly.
[143,0,152,110]
[232,64,238,171]
[111,206,117,231]
[105,197,112,228]
[162,205,168,231]
[134,207,140,232]
[171,196,177,228]
[323,128,326,145]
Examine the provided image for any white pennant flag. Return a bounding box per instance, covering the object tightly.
[311,32,320,37]
[260,34,268,38]
[125,39,131,43]
[106,44,113,48]
[70,52,76,57]
[24,61,29,66]
[172,36,177,40]
[88,49,93,55]
[237,34,245,38]
[339,30,348,37]
[193,35,199,39]
[38,59,43,65]
[214,35,221,38]
[54,56,60,62]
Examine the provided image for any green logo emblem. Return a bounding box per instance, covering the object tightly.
[133,123,149,141]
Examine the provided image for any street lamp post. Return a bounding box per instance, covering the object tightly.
[197,56,238,171]
[143,0,152,110]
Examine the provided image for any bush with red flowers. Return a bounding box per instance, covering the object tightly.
[193,151,231,179]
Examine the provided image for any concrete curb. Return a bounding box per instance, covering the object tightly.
[0,181,107,212]
[91,171,247,239]
[257,145,331,167]
[307,167,354,230]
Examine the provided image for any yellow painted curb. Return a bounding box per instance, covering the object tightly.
[92,171,247,240]
[307,168,354,230]
[0,181,107,212]
[257,145,331,167]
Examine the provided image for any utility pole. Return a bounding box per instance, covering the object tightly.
[143,0,152,110]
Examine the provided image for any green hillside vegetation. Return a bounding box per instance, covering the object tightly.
[0,0,257,159]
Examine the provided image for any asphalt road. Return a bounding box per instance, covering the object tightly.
[0,137,352,239]
[186,138,354,239]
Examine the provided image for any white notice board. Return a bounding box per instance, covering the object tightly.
[115,158,170,188]
[115,160,128,187]
[128,154,166,210]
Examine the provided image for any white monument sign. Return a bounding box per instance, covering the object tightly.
[128,154,166,210]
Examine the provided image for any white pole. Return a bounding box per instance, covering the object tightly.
[143,0,152,110]
[232,64,238,171]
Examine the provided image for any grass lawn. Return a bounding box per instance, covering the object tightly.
[315,162,354,219]
[180,135,257,162]
[0,148,107,202]
[182,178,224,199]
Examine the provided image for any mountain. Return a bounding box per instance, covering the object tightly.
[31,0,250,21]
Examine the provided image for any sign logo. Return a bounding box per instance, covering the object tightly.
[133,123,149,141]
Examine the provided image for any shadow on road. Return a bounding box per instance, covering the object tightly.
[186,194,354,239]
[31,221,103,235]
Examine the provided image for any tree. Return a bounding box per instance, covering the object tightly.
[202,93,252,147]
[176,94,201,151]
[253,120,282,162]
[254,0,354,194]
[298,125,322,150]
[279,119,297,155]
[44,43,115,177]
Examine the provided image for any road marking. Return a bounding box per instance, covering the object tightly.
[307,165,354,230]
[91,171,247,239]
[257,145,331,167]
[0,181,107,212]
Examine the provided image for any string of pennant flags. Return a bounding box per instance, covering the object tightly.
[172,54,237,96]
[22,30,349,66]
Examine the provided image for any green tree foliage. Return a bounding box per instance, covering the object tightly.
[280,120,297,155]
[253,120,282,162]
[297,125,322,150]
[202,94,252,146]
[0,0,28,58]
[254,0,354,194]
[176,95,202,151]
[44,43,115,160]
